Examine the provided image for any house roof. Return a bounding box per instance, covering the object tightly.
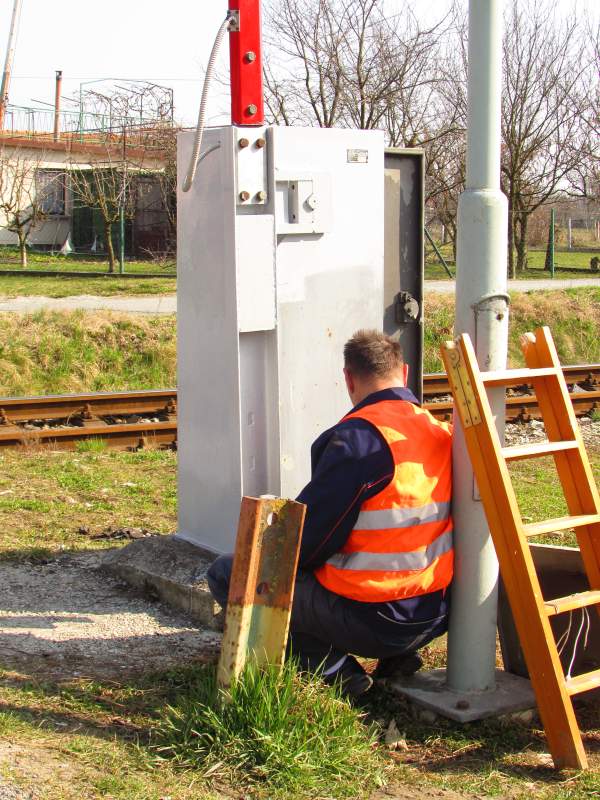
[0,129,171,164]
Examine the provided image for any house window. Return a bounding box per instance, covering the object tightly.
[35,170,66,215]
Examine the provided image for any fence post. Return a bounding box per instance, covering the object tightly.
[545,209,555,277]
[119,204,125,274]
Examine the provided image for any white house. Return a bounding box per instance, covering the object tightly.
[0,125,171,256]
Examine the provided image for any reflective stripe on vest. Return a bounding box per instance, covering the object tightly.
[354,501,451,531]
[314,398,453,603]
[325,529,453,572]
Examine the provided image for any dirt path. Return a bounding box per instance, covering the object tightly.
[0,550,221,681]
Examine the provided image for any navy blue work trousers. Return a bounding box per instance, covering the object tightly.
[207,554,448,674]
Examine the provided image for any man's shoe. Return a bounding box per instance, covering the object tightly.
[325,655,374,699]
[373,652,423,680]
[339,669,374,699]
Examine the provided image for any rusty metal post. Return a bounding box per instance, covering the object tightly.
[53,70,62,141]
[217,496,306,690]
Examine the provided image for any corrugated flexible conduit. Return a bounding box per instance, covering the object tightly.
[182,12,236,193]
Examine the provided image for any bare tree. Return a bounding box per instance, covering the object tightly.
[425,129,465,262]
[264,0,449,139]
[0,148,47,267]
[264,0,462,258]
[425,2,593,276]
[264,0,346,127]
[144,125,177,253]
[420,8,467,261]
[68,82,175,271]
[501,1,592,276]
[567,20,600,203]
[69,148,137,273]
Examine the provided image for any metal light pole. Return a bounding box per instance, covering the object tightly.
[0,0,24,130]
[447,0,509,694]
[53,70,63,141]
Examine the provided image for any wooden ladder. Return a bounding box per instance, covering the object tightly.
[441,326,600,770]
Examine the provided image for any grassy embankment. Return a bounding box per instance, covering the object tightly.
[0,248,176,297]
[0,289,599,799]
[0,287,597,397]
[0,312,176,396]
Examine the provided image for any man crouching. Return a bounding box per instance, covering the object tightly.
[208,329,453,698]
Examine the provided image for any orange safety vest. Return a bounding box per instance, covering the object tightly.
[314,399,453,603]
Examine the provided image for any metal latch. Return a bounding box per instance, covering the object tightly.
[394,291,420,324]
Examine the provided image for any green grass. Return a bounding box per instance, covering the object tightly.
[0,311,176,396]
[0,247,176,297]
[425,241,600,280]
[0,274,176,298]
[0,667,220,799]
[154,660,383,796]
[2,654,597,800]
[363,678,600,800]
[0,448,176,561]
[0,662,382,800]
[511,452,600,546]
[74,438,108,453]
[0,246,174,274]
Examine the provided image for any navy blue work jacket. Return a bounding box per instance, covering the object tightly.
[296,387,449,623]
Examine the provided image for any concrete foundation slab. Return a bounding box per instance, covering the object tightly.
[389,668,536,723]
[101,535,221,630]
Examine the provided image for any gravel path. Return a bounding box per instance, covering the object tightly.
[0,782,34,800]
[0,276,597,315]
[0,550,221,681]
[0,294,176,315]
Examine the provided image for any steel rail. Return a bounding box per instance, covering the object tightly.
[0,389,177,423]
[422,364,600,399]
[0,366,598,450]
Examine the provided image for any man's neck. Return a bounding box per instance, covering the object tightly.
[352,378,404,406]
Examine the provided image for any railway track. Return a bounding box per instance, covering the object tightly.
[0,365,598,450]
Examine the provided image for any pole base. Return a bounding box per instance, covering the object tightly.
[388,668,535,723]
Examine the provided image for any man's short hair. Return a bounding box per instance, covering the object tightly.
[344,329,404,379]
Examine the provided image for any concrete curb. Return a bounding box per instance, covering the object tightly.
[101,535,223,630]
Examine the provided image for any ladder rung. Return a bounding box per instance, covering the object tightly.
[565,668,600,696]
[545,590,600,617]
[523,514,600,538]
[501,440,579,461]
[481,367,558,386]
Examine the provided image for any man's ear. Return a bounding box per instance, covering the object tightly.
[402,363,409,387]
[344,367,355,395]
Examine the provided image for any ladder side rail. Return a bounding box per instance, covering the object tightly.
[521,329,600,590]
[443,337,588,769]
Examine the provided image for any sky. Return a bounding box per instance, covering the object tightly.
[0,0,598,129]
